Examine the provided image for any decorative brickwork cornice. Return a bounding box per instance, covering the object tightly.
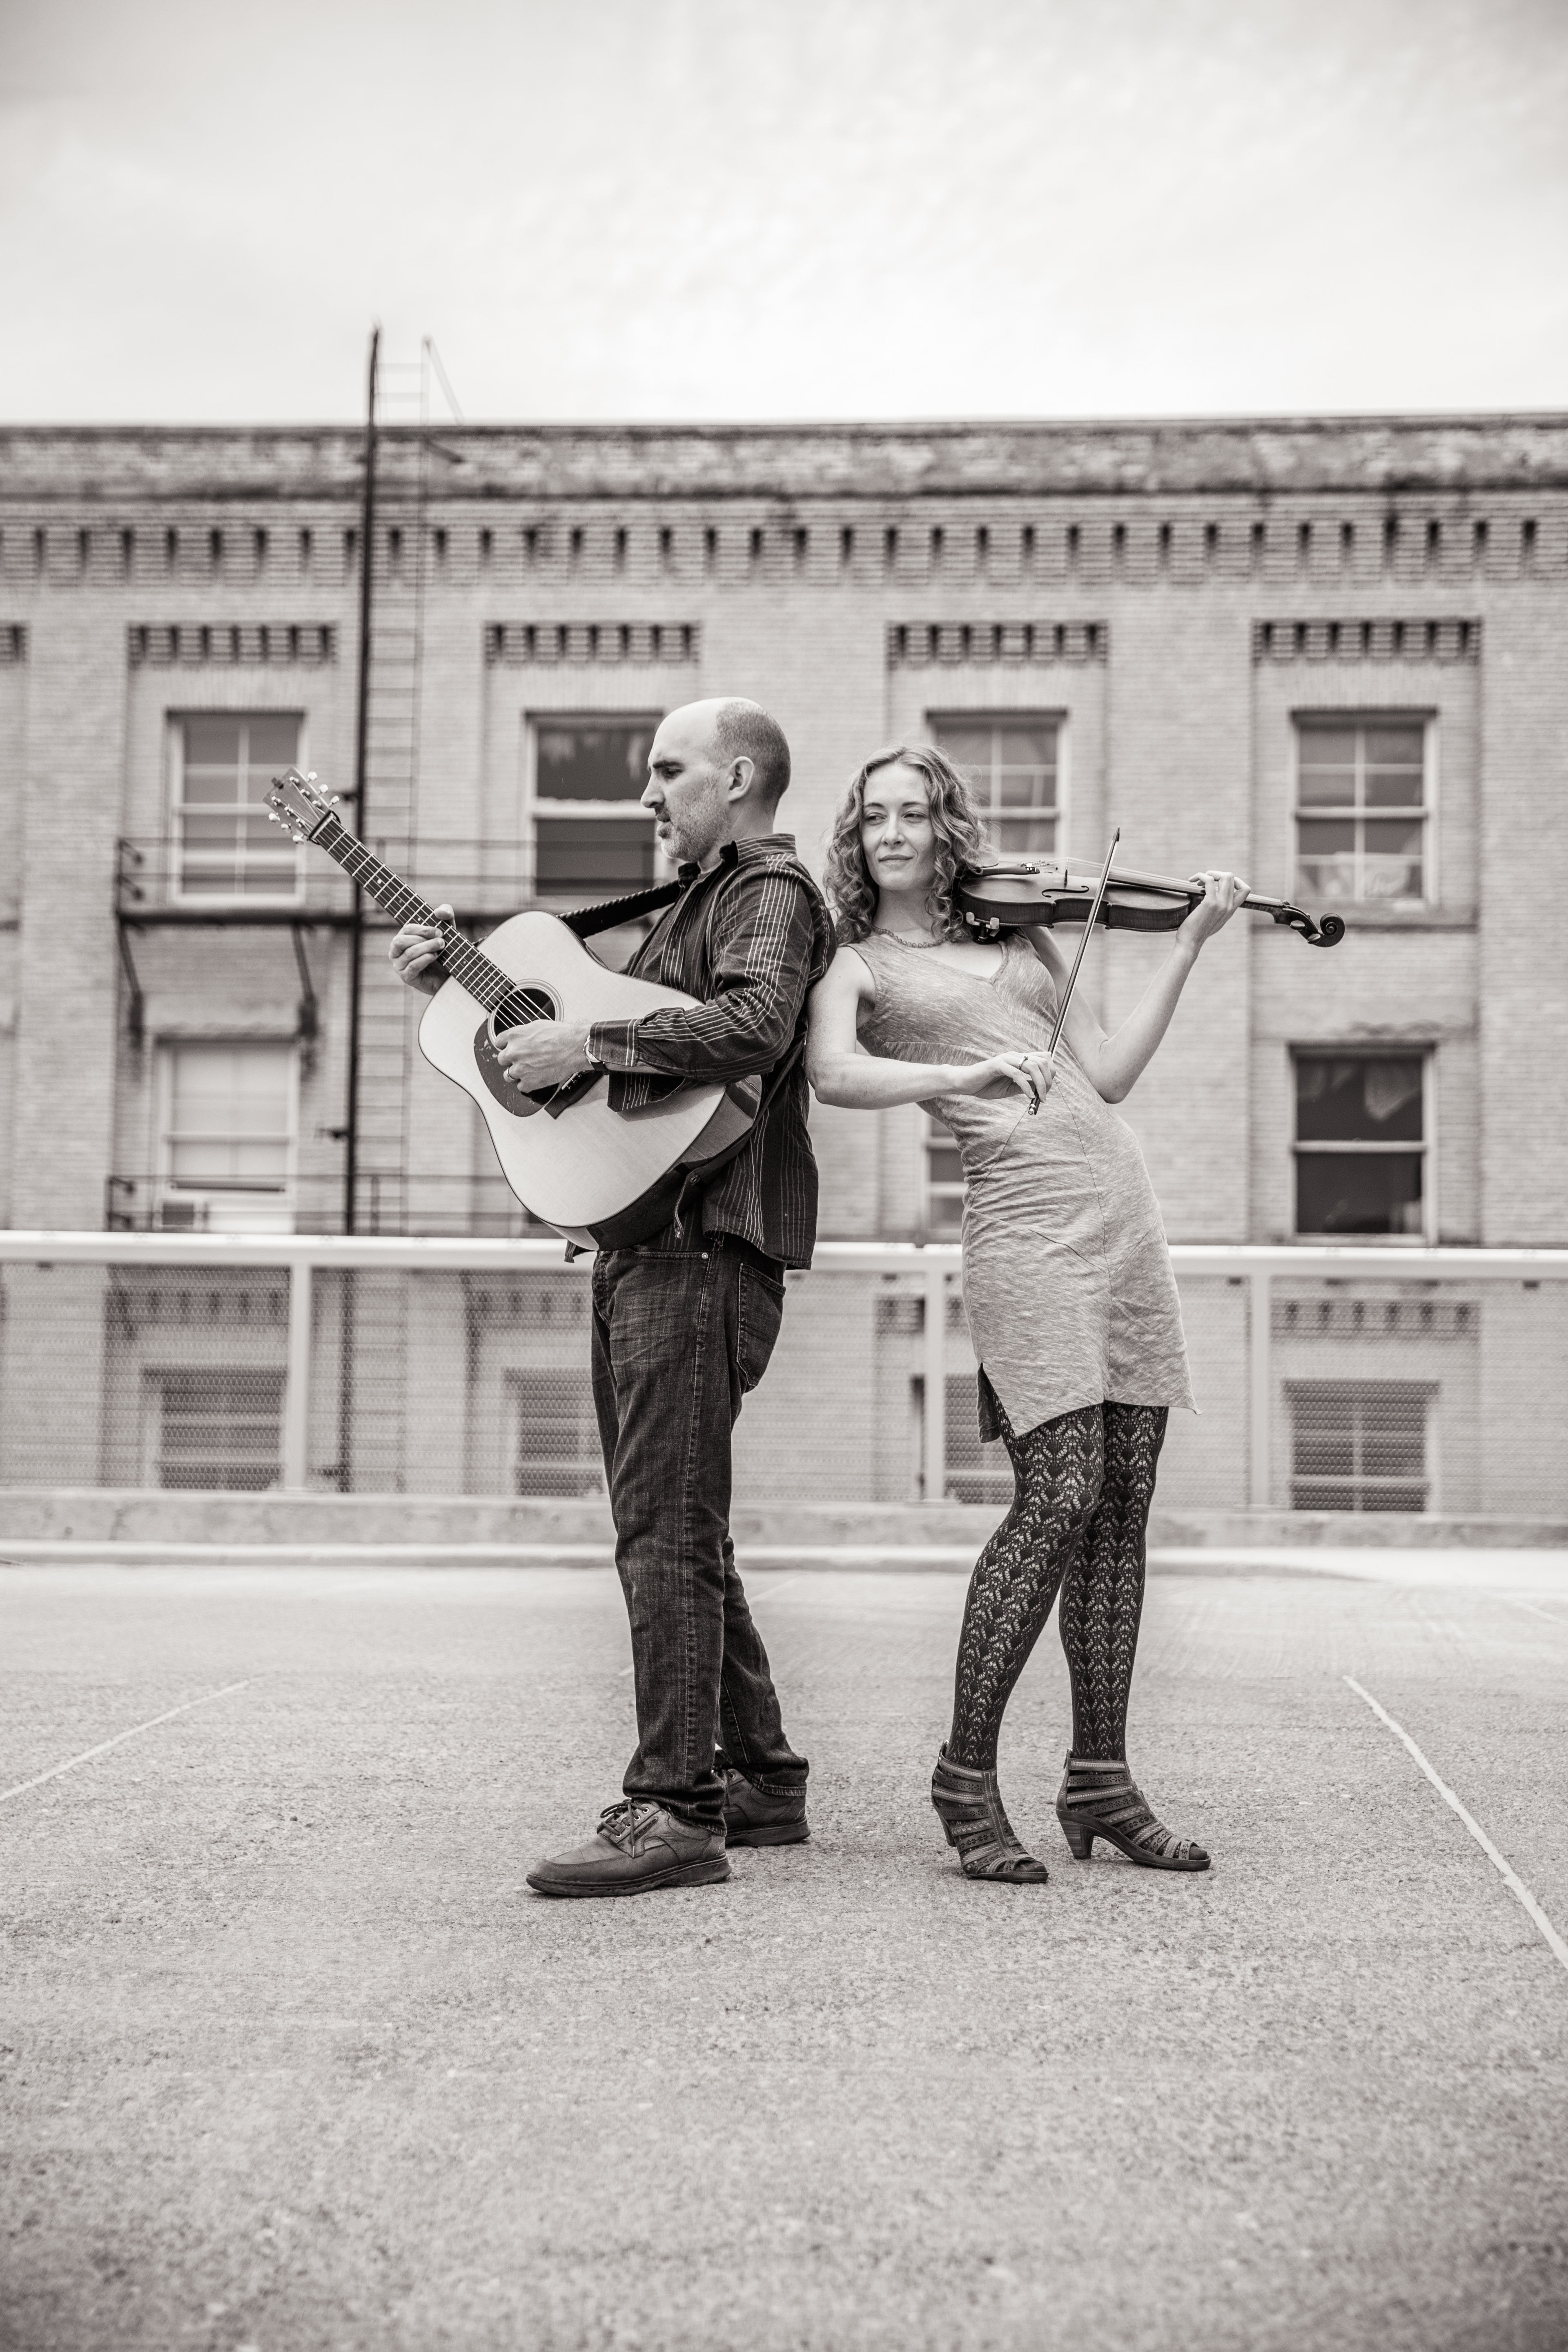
[127,623,336,667]
[483,621,699,665]
[5,416,1568,503]
[1252,618,1479,665]
[887,620,1106,668]
[0,624,26,664]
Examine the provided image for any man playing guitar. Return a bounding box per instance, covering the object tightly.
[391,699,834,1896]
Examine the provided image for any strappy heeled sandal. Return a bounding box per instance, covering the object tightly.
[1055,1754,1209,1871]
[930,1746,1049,1883]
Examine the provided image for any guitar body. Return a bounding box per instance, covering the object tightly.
[416,909,751,1247]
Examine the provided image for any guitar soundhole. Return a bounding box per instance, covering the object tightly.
[492,985,557,1031]
[475,981,563,1119]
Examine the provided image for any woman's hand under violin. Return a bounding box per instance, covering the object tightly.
[1176,870,1251,953]
[948,1049,1057,1110]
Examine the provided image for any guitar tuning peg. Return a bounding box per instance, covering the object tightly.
[306,771,318,783]
[330,795,340,805]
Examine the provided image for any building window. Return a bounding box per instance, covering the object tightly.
[510,1369,602,1496]
[1295,717,1428,907]
[923,1115,964,1236]
[931,715,1060,858]
[1294,1051,1427,1238]
[530,716,662,898]
[157,1044,296,1231]
[145,1368,284,1490]
[944,1376,1012,1506]
[1288,1382,1432,1512]
[173,713,303,899]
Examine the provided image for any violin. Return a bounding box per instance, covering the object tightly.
[955,855,1345,949]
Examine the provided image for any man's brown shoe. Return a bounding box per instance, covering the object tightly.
[722,1769,810,1848]
[526,1800,730,1898]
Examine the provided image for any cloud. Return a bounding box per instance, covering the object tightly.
[1,0,1565,421]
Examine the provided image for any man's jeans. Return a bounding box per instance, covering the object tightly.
[590,1239,809,1830]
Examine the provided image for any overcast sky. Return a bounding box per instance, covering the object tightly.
[2,0,1565,426]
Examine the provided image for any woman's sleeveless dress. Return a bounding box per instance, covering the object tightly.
[854,930,1196,1438]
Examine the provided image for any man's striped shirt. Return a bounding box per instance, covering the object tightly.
[585,833,835,1269]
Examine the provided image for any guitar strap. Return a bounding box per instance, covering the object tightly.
[560,876,686,938]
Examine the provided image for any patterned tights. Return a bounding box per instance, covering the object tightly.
[947,1394,1169,1772]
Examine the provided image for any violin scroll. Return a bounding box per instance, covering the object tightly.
[1265,903,1346,949]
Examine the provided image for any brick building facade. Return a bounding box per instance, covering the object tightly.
[1,415,1564,1512]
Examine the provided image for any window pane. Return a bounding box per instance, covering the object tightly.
[183,717,244,767]
[512,1369,601,1497]
[1297,764,1355,809]
[1296,819,1356,902]
[1361,821,1423,900]
[535,815,657,892]
[1297,726,1357,808]
[182,812,251,846]
[1295,1432,1356,1477]
[1363,764,1423,810]
[933,725,991,768]
[246,715,301,767]
[536,722,654,802]
[1364,725,1424,768]
[993,813,1057,857]
[152,1370,283,1492]
[1296,1055,1423,1143]
[184,763,245,805]
[1295,1150,1424,1235]
[993,722,1057,768]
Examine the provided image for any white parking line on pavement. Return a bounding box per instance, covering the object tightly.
[1345,1675,1568,1979]
[1506,1597,1566,1626]
[0,1681,252,1808]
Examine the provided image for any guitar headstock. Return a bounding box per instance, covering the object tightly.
[267,766,340,842]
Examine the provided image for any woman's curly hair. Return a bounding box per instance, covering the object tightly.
[823,743,989,944]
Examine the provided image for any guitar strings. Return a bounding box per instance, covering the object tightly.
[323,821,555,1027]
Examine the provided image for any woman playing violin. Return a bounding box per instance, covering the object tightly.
[807,743,1249,1884]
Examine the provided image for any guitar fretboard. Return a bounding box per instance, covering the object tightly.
[311,814,542,1020]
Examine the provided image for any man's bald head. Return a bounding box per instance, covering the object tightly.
[709,698,791,808]
[644,697,794,867]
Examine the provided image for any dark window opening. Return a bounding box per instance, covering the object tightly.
[1289,1383,1430,1512]
[149,1368,285,1492]
[1294,1051,1426,1236]
[532,717,660,898]
[512,1369,604,1497]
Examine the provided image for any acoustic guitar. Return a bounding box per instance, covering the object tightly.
[266,767,757,1248]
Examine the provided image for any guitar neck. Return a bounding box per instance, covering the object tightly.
[310,815,523,1017]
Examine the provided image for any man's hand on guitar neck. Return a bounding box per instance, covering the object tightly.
[495,1021,598,1092]
[389,904,456,1000]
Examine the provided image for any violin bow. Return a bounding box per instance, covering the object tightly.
[1045,828,1121,1062]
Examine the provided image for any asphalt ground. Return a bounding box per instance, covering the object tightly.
[2,1557,1566,2352]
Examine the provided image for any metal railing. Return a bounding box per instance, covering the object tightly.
[104,1172,552,1238]
[1,1234,1566,1516]
[115,838,659,929]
